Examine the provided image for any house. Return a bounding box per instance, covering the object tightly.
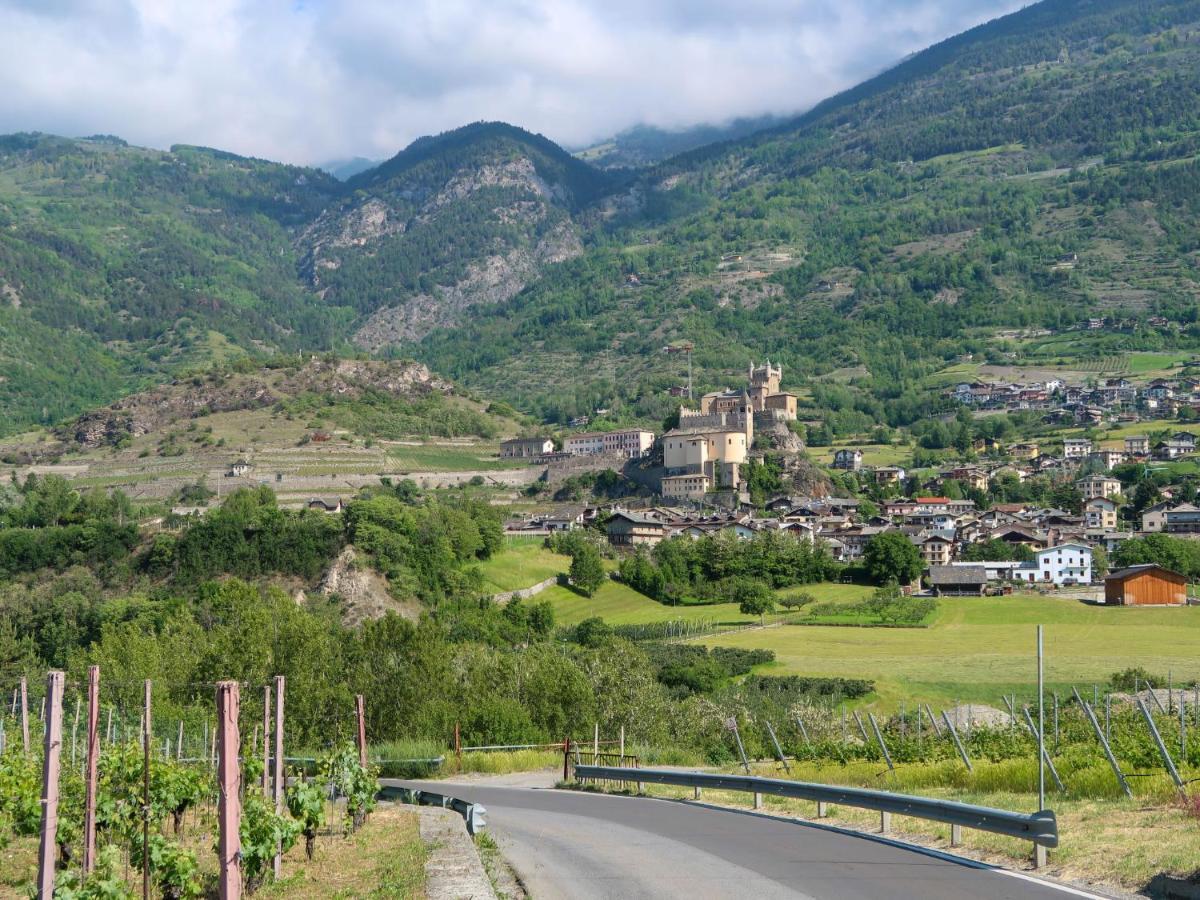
[1062,438,1094,460]
[832,448,864,471]
[1008,442,1040,461]
[989,524,1048,550]
[564,429,655,458]
[1142,501,1172,532]
[873,466,907,486]
[1172,431,1198,451]
[928,566,987,597]
[913,531,956,568]
[1164,503,1200,534]
[228,460,252,477]
[661,473,710,502]
[306,497,343,513]
[1090,449,1126,470]
[949,466,989,492]
[1146,380,1176,401]
[1076,475,1122,501]
[1014,543,1093,585]
[606,511,667,547]
[1083,497,1118,530]
[1124,435,1150,456]
[500,437,555,458]
[1155,438,1195,460]
[1104,564,1188,606]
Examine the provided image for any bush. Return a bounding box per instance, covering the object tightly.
[1110,666,1164,691]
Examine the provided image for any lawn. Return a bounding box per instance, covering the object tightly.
[690,594,1200,709]
[544,579,873,629]
[475,540,569,593]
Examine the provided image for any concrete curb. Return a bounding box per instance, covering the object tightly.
[417,806,496,900]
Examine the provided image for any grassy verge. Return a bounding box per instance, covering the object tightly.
[574,760,1200,892]
[262,805,426,899]
[0,805,426,900]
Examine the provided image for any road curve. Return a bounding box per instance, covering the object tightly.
[389,780,1102,900]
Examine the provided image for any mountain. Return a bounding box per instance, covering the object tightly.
[318,156,380,180]
[3,0,1200,438]
[0,134,348,431]
[412,0,1200,426]
[573,115,786,169]
[298,122,616,348]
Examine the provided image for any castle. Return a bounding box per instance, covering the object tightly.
[660,360,796,503]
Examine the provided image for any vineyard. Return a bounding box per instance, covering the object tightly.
[1077,355,1131,375]
[707,681,1200,804]
[0,671,380,898]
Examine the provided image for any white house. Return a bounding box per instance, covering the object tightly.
[1015,543,1093,585]
[1062,438,1094,459]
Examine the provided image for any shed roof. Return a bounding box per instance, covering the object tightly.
[1104,564,1187,584]
[929,565,987,585]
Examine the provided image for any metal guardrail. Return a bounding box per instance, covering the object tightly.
[380,785,487,836]
[572,765,1058,851]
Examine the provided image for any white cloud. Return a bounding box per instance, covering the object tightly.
[0,0,1027,165]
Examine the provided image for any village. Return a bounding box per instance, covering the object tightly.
[500,361,1200,606]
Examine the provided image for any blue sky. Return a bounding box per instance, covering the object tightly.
[0,0,1028,165]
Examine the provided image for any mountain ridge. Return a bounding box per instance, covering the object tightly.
[2,0,1200,436]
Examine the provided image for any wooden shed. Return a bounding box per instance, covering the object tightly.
[928,565,988,597]
[1104,564,1188,606]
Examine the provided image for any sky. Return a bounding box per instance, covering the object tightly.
[0,0,1028,167]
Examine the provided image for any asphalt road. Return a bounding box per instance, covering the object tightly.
[391,780,1105,900]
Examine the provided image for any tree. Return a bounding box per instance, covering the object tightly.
[862,531,923,586]
[568,543,606,596]
[735,579,776,625]
[1091,545,1108,578]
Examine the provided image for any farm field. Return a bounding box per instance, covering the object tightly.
[809,443,911,467]
[691,595,1200,709]
[385,442,524,472]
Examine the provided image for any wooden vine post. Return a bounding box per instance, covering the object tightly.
[142,680,152,900]
[273,675,285,878]
[356,694,368,768]
[36,671,64,900]
[20,675,29,753]
[83,665,100,874]
[216,681,241,900]
[262,684,271,794]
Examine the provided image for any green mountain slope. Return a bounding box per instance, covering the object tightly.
[412,0,1200,427]
[299,122,617,348]
[3,0,1200,438]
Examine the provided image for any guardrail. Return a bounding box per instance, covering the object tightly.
[572,765,1057,863]
[380,785,487,836]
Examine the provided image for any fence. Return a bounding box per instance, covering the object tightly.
[570,764,1058,864]
[0,669,376,899]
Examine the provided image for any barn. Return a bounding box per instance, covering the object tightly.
[928,565,988,597]
[1103,564,1188,606]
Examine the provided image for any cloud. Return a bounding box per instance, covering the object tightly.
[0,0,1027,165]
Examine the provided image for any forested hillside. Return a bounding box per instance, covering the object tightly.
[2,0,1200,434]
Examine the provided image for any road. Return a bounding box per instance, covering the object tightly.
[390,779,1107,900]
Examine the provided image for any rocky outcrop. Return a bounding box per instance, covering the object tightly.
[61,358,453,449]
[319,546,418,626]
[297,129,591,348]
[352,220,582,347]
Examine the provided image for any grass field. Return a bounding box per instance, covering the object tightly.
[475,541,569,593]
[544,579,873,628]
[692,594,1200,708]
